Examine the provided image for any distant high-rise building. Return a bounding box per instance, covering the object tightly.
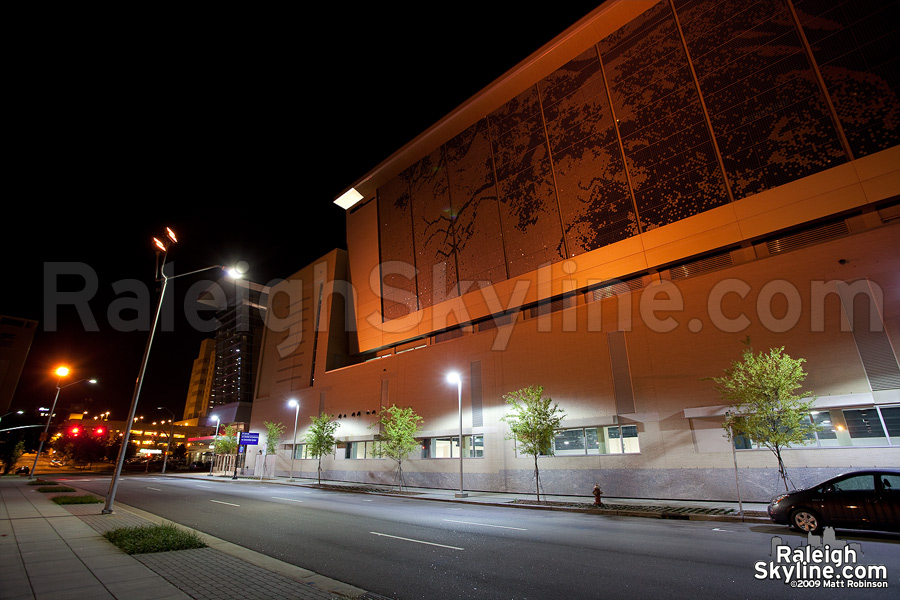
[181,338,215,423]
[198,277,269,425]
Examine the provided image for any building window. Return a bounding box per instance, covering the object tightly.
[733,405,899,449]
[549,425,640,456]
[422,435,484,458]
[292,444,311,460]
[346,440,378,459]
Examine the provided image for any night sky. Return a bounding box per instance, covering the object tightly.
[5,4,603,422]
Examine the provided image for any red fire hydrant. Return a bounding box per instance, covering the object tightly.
[592,483,603,507]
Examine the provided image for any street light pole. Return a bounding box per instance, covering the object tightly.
[104,227,241,514]
[288,399,299,481]
[157,406,175,474]
[446,372,467,498]
[30,368,97,479]
[209,415,220,476]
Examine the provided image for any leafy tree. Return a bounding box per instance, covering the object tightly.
[709,337,818,492]
[370,405,423,491]
[0,439,26,475]
[261,421,285,477]
[304,413,340,484]
[501,385,566,502]
[214,425,238,455]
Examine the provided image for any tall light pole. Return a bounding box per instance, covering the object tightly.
[104,227,242,514]
[446,372,467,498]
[288,399,299,481]
[30,367,97,479]
[209,415,220,476]
[157,406,175,474]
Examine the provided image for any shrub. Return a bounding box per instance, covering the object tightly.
[103,523,207,554]
[37,486,75,493]
[51,494,102,505]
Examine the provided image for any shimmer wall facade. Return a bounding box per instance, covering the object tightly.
[377,0,899,321]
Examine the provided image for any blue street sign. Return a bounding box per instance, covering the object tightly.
[239,432,259,445]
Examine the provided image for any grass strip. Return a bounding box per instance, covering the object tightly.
[37,486,75,493]
[103,523,207,555]
[51,494,102,505]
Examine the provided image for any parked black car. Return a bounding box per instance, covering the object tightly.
[767,470,900,534]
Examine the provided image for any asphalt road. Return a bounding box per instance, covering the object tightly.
[64,475,898,599]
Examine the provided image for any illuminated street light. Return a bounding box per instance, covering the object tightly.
[209,415,220,476]
[446,372,467,498]
[288,399,299,481]
[29,367,97,479]
[104,227,244,514]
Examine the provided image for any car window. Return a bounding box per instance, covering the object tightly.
[832,474,875,492]
[880,474,900,492]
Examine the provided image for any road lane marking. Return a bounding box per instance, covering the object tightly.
[370,532,464,551]
[210,500,240,507]
[272,497,303,502]
[147,487,162,491]
[442,519,527,531]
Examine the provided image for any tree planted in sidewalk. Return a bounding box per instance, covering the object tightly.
[261,421,285,478]
[501,385,566,502]
[708,337,818,492]
[304,413,340,484]
[371,405,423,492]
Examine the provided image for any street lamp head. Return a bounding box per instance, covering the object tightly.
[166,227,177,244]
[288,399,298,408]
[55,366,70,378]
[447,372,460,384]
[88,379,98,384]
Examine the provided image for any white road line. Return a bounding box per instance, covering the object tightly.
[210,500,240,507]
[370,532,464,551]
[271,497,303,502]
[147,487,162,491]
[442,519,527,531]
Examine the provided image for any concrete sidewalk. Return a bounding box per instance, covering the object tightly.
[0,477,365,600]
[2,472,772,600]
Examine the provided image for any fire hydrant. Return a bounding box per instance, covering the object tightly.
[592,483,603,507]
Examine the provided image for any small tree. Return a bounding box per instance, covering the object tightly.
[305,413,340,484]
[262,421,285,478]
[214,425,238,456]
[370,405,423,491]
[709,337,818,492]
[501,385,566,502]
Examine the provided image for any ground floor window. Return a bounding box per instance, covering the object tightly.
[422,435,484,458]
[292,444,312,459]
[551,425,640,456]
[346,440,378,459]
[733,405,899,449]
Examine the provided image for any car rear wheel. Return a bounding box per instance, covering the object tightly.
[790,508,822,534]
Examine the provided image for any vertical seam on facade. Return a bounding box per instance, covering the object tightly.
[441,144,463,298]
[669,0,736,204]
[784,0,855,161]
[486,115,511,280]
[536,80,571,259]
[595,44,644,235]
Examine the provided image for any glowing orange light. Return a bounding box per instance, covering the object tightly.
[153,237,167,251]
[166,227,177,243]
[55,366,70,377]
